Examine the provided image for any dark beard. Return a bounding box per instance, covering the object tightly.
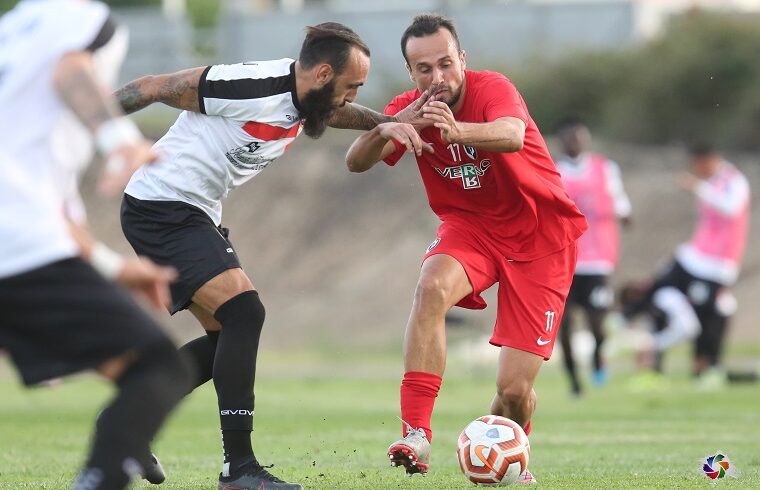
[445,85,463,108]
[299,80,337,139]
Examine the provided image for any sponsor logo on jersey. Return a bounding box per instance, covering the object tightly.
[464,145,477,160]
[225,142,272,171]
[435,159,492,189]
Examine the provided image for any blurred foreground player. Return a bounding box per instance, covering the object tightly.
[0,1,189,488]
[345,14,586,483]
[554,116,632,396]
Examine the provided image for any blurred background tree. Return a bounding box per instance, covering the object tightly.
[186,0,222,56]
[104,0,161,5]
[3,3,759,150]
[0,0,17,11]
[515,11,760,150]
[186,0,221,30]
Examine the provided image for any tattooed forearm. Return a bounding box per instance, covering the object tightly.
[114,78,156,114]
[54,52,122,132]
[156,72,200,112]
[328,103,393,130]
[115,67,204,114]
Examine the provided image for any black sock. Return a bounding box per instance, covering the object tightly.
[76,340,190,490]
[213,291,265,463]
[178,330,219,393]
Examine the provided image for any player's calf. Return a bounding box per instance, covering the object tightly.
[76,339,191,489]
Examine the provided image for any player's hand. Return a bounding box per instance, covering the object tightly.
[423,101,462,143]
[98,139,158,197]
[377,122,434,156]
[394,83,444,131]
[116,256,177,310]
[676,171,700,192]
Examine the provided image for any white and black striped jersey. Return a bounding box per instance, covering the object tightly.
[0,0,127,279]
[125,58,304,225]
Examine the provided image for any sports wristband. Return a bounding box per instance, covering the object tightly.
[95,117,142,156]
[90,242,125,280]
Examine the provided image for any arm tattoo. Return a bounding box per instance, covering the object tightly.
[115,68,203,114]
[328,103,393,130]
[57,63,122,132]
[157,74,200,112]
[114,79,155,114]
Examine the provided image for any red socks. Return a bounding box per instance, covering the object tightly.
[398,371,531,443]
[400,371,442,442]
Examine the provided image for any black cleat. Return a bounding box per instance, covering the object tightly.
[217,459,302,490]
[143,453,166,484]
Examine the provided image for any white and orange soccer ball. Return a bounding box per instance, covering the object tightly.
[456,415,530,486]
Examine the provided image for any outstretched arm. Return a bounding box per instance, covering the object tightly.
[329,85,441,131]
[114,66,207,114]
[53,51,156,196]
[328,102,393,130]
[54,51,125,131]
[346,123,433,173]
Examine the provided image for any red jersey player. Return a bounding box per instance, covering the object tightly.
[345,14,587,483]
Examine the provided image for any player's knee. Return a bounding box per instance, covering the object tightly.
[414,274,453,311]
[214,290,266,339]
[496,377,532,409]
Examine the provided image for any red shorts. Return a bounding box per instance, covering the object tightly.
[424,220,577,360]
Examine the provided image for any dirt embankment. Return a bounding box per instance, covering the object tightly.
[82,132,760,347]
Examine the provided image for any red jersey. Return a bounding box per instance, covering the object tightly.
[384,70,586,261]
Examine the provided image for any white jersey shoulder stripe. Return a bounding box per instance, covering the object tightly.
[199,59,296,111]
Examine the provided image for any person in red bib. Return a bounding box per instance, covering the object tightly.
[345,14,587,483]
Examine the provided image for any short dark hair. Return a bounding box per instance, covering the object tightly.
[687,140,717,157]
[299,22,370,75]
[400,14,461,63]
[553,115,587,134]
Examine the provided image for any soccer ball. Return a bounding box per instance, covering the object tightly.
[456,415,530,485]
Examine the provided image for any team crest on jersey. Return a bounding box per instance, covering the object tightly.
[464,145,477,160]
[225,142,271,170]
[435,159,492,189]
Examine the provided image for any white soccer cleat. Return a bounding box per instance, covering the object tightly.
[387,425,431,476]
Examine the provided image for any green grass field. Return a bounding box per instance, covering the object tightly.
[1,346,759,489]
